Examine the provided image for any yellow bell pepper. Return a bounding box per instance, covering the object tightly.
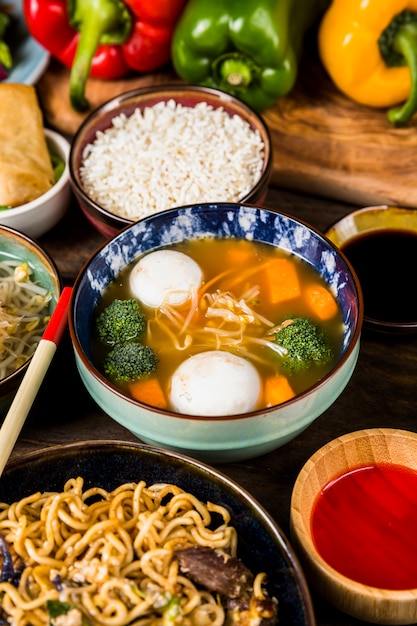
[318,0,417,125]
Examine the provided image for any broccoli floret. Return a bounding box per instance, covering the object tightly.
[273,317,333,371]
[96,299,146,345]
[104,342,158,382]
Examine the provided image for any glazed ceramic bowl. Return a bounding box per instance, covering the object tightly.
[326,205,417,334]
[69,84,273,238]
[0,225,62,413]
[69,202,363,463]
[0,129,71,239]
[0,439,315,625]
[290,428,417,625]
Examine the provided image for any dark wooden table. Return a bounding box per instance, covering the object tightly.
[9,186,417,626]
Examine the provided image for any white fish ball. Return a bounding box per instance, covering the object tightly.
[129,250,203,308]
[169,350,261,416]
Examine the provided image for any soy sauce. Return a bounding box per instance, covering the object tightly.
[341,229,417,323]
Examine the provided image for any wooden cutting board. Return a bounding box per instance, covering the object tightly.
[37,57,417,209]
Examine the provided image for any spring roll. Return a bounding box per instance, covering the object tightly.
[0,83,55,207]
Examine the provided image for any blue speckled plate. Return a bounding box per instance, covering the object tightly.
[0,440,316,626]
[3,0,49,85]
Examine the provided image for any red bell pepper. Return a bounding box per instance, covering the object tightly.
[23,0,187,112]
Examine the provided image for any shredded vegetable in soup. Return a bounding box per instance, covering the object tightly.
[92,238,345,415]
[0,259,52,380]
[0,477,278,625]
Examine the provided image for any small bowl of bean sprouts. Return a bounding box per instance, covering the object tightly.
[0,225,62,413]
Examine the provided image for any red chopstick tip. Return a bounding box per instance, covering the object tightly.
[42,286,73,345]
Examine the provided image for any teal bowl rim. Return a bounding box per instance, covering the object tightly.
[0,224,63,399]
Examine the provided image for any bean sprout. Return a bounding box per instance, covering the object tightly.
[0,260,52,380]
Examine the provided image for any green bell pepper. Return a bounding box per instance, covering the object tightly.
[171,0,330,111]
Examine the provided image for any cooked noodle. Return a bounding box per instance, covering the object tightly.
[0,259,52,380]
[0,478,275,626]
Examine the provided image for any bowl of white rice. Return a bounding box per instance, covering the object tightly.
[69,85,273,238]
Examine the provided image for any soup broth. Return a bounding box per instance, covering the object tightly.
[91,238,345,413]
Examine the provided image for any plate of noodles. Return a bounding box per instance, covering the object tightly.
[0,440,315,626]
[1,0,49,84]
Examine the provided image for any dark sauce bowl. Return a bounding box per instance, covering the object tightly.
[325,205,417,335]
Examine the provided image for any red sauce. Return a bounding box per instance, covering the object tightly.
[311,463,417,589]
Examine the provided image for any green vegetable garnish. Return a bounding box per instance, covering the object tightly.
[46,600,90,625]
[47,599,72,619]
[0,11,12,73]
[272,316,333,371]
[97,298,146,345]
[50,153,65,181]
[104,342,158,382]
[96,298,158,382]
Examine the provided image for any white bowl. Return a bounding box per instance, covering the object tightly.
[0,129,71,239]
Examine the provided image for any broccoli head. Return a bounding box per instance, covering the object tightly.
[104,342,158,382]
[96,299,146,345]
[272,317,333,371]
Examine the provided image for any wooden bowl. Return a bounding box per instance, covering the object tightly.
[290,428,417,625]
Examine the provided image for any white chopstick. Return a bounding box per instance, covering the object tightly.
[0,286,73,476]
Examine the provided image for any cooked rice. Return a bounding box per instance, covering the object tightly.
[79,99,265,220]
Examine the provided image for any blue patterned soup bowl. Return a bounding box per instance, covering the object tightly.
[69,203,363,463]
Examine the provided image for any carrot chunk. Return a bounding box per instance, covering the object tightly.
[306,284,338,320]
[226,245,254,267]
[129,377,167,409]
[264,375,295,407]
[265,258,300,304]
